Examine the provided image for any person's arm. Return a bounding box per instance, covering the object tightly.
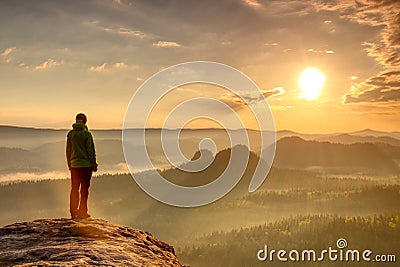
[86,132,98,172]
[66,133,72,170]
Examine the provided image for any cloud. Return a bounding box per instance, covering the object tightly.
[261,87,285,98]
[13,58,65,71]
[152,41,181,47]
[113,62,128,68]
[87,20,153,40]
[312,0,400,106]
[35,58,63,70]
[243,0,262,9]
[220,87,285,110]
[219,93,247,111]
[313,0,399,68]
[1,47,16,57]
[89,63,107,72]
[106,27,150,39]
[264,42,279,46]
[18,63,29,69]
[88,61,130,72]
[1,46,16,62]
[363,41,400,68]
[307,48,335,54]
[343,71,400,103]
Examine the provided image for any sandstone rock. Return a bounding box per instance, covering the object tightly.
[0,218,185,266]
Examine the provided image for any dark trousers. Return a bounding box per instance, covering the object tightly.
[70,167,92,216]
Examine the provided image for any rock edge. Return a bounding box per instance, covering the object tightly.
[0,218,185,267]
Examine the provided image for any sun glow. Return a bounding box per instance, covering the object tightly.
[298,67,326,100]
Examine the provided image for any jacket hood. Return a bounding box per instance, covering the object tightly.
[72,121,86,131]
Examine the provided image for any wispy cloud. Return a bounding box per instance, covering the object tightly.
[219,93,246,111]
[1,47,16,63]
[332,0,399,57]
[152,41,181,47]
[105,27,150,39]
[243,0,262,9]
[18,63,29,69]
[88,61,130,72]
[312,0,400,106]
[87,20,153,40]
[264,42,279,46]
[312,1,400,64]
[343,71,400,103]
[220,87,285,110]
[363,41,400,68]
[14,58,64,71]
[261,87,285,98]
[35,58,63,70]
[307,48,335,54]
[113,62,128,68]
[89,63,107,72]
[1,47,16,57]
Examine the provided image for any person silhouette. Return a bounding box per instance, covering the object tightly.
[66,113,98,219]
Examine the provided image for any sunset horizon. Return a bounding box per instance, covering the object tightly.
[1,1,399,134]
[2,123,400,135]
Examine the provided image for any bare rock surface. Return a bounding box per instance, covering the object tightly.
[0,218,184,266]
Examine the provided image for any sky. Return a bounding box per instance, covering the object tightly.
[0,0,399,133]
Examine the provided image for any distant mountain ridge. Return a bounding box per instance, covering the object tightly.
[315,133,400,147]
[1,126,400,181]
[272,136,400,173]
[1,125,400,140]
[350,128,400,138]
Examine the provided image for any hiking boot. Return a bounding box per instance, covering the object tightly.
[70,210,79,219]
[77,213,91,219]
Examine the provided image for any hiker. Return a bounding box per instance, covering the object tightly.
[66,113,98,219]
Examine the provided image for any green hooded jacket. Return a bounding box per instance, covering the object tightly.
[66,121,98,169]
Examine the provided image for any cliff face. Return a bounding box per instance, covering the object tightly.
[0,218,185,267]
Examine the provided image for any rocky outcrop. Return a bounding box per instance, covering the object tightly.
[0,218,185,266]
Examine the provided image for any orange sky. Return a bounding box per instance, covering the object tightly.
[0,0,399,133]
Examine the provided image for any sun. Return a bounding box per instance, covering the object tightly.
[298,67,326,100]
